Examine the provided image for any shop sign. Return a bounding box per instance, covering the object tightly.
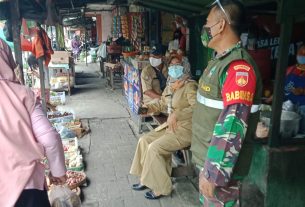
[256,37,303,60]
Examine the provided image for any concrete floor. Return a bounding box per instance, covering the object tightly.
[60,62,200,207]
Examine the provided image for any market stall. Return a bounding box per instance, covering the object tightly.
[122,58,149,113]
[49,51,75,96]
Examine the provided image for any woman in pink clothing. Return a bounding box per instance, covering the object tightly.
[0,38,66,207]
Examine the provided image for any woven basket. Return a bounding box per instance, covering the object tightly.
[66,171,86,190]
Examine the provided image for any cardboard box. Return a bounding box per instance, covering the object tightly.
[51,51,71,64]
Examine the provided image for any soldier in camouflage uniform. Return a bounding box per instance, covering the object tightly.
[190,1,262,206]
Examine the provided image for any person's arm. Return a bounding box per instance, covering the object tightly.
[144,89,161,99]
[145,87,169,114]
[141,68,161,99]
[31,102,66,182]
[202,103,251,187]
[202,60,257,187]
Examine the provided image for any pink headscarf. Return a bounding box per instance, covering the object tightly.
[0,38,44,207]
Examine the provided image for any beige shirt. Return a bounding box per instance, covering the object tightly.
[141,64,168,104]
[147,80,198,133]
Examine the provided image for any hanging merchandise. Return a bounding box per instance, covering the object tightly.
[55,24,65,49]
[129,13,146,51]
[121,15,129,39]
[112,15,122,38]
[32,25,54,66]
[21,35,32,51]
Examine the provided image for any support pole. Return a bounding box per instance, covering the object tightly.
[10,0,24,84]
[269,17,293,147]
[38,57,47,114]
[85,30,88,66]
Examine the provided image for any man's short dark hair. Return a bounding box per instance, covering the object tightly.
[213,0,246,36]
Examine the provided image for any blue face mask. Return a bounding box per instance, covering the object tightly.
[297,56,305,65]
[168,65,184,79]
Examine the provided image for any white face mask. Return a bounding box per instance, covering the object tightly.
[149,57,162,67]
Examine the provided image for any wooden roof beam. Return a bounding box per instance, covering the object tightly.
[135,0,194,17]
[134,0,193,18]
[148,0,204,13]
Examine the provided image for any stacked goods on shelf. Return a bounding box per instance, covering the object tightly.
[46,110,88,195]
[130,13,146,51]
[49,52,75,93]
[45,83,88,194]
[48,111,74,124]
[121,15,129,39]
[112,16,121,38]
[50,91,65,106]
[47,111,84,170]
[62,137,84,171]
[51,51,73,65]
[48,64,75,91]
[54,120,87,139]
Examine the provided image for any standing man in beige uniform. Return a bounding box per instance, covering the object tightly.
[141,45,168,105]
[130,56,197,200]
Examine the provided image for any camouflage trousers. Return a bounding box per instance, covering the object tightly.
[199,181,241,207]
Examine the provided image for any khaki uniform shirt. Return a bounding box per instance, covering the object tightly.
[141,64,168,105]
[147,81,198,136]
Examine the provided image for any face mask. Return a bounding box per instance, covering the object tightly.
[168,65,184,79]
[201,21,220,47]
[149,57,162,67]
[297,56,305,65]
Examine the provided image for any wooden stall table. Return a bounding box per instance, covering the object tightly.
[104,62,123,90]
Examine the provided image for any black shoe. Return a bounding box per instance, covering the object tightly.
[132,183,147,191]
[144,190,163,200]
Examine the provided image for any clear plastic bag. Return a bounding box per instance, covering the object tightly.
[59,126,77,139]
[48,185,81,207]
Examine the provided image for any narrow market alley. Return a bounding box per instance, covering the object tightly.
[60,62,199,207]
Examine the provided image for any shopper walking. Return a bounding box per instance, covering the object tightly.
[0,38,66,207]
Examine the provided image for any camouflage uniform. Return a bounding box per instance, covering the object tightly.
[191,43,262,206]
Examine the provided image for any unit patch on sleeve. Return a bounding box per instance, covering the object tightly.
[236,71,249,87]
[222,60,257,107]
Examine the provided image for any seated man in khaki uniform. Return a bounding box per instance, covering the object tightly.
[141,46,168,105]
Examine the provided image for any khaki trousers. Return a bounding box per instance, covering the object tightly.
[130,129,191,195]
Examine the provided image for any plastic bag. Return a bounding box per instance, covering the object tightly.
[48,185,81,207]
[282,100,294,111]
[97,43,107,58]
[59,126,77,139]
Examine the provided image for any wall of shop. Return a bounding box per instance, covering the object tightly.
[161,12,175,48]
[246,145,305,207]
[96,14,103,44]
[101,11,112,42]
[188,15,209,79]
